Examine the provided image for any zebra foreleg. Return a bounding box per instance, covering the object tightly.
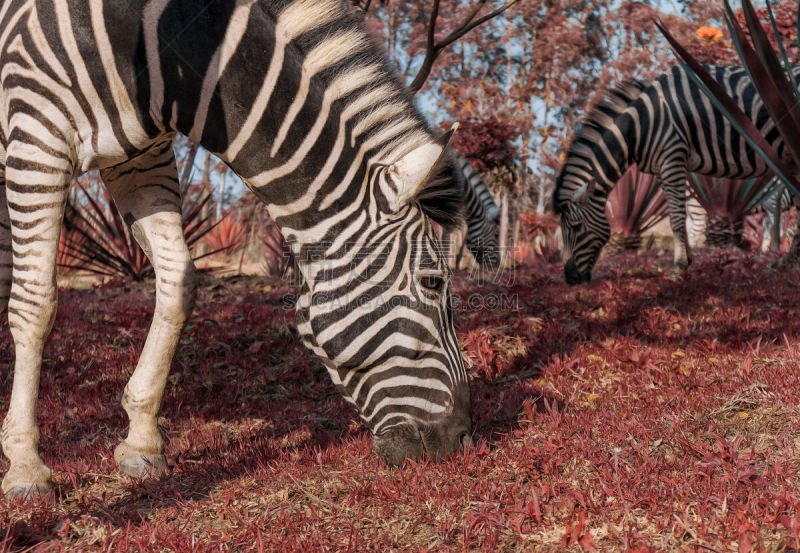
[1,142,70,497]
[101,144,196,479]
[659,161,691,277]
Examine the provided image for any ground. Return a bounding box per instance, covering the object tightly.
[3,248,800,552]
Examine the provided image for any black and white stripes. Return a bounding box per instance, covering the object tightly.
[553,65,800,284]
[457,154,501,268]
[0,0,471,496]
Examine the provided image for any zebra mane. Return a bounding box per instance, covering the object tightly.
[241,0,464,230]
[578,79,649,137]
[332,1,464,230]
[414,150,465,230]
[552,78,650,213]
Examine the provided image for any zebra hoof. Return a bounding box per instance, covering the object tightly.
[2,464,53,498]
[115,442,167,479]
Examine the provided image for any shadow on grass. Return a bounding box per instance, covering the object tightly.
[458,247,800,446]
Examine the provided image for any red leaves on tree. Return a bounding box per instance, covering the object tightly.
[449,117,519,174]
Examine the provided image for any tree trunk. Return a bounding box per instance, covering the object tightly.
[705,215,732,247]
[201,150,212,221]
[455,239,466,271]
[731,216,745,249]
[766,198,782,252]
[216,167,227,221]
[605,232,641,255]
[498,190,509,267]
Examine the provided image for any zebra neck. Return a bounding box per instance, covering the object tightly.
[141,1,430,234]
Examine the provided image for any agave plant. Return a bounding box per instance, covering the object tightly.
[657,0,800,261]
[59,175,220,281]
[687,173,777,248]
[261,221,297,279]
[202,209,248,256]
[605,165,669,254]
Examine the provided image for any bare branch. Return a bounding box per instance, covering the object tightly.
[426,0,442,55]
[351,0,373,18]
[440,0,522,50]
[408,0,521,93]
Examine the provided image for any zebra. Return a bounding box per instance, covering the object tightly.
[756,184,795,252]
[0,0,473,497]
[457,154,501,268]
[686,192,707,248]
[552,65,800,284]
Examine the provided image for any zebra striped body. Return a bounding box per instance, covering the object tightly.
[457,154,500,268]
[0,0,471,496]
[553,65,800,284]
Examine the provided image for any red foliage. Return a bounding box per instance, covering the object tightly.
[5,250,800,549]
[202,210,247,256]
[449,118,519,173]
[261,222,295,278]
[514,212,560,266]
[57,225,83,274]
[688,174,774,220]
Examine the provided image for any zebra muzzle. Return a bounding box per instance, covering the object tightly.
[372,418,472,466]
[564,260,591,285]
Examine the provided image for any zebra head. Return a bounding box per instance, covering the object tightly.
[553,177,610,285]
[294,133,472,465]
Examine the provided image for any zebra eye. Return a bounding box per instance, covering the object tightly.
[419,275,445,291]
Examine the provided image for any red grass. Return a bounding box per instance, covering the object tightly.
[3,250,800,551]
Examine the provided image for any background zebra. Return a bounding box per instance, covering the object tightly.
[756,184,795,252]
[0,0,472,497]
[686,193,707,248]
[457,154,501,268]
[553,65,800,284]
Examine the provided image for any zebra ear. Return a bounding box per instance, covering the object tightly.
[386,125,457,212]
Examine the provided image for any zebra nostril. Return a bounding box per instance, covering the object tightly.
[459,432,473,449]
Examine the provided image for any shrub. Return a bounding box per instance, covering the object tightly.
[605,165,668,253]
[687,173,776,248]
[202,210,248,256]
[59,176,217,281]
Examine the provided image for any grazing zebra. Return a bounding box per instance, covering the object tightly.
[457,154,501,268]
[553,65,800,284]
[0,0,473,497]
